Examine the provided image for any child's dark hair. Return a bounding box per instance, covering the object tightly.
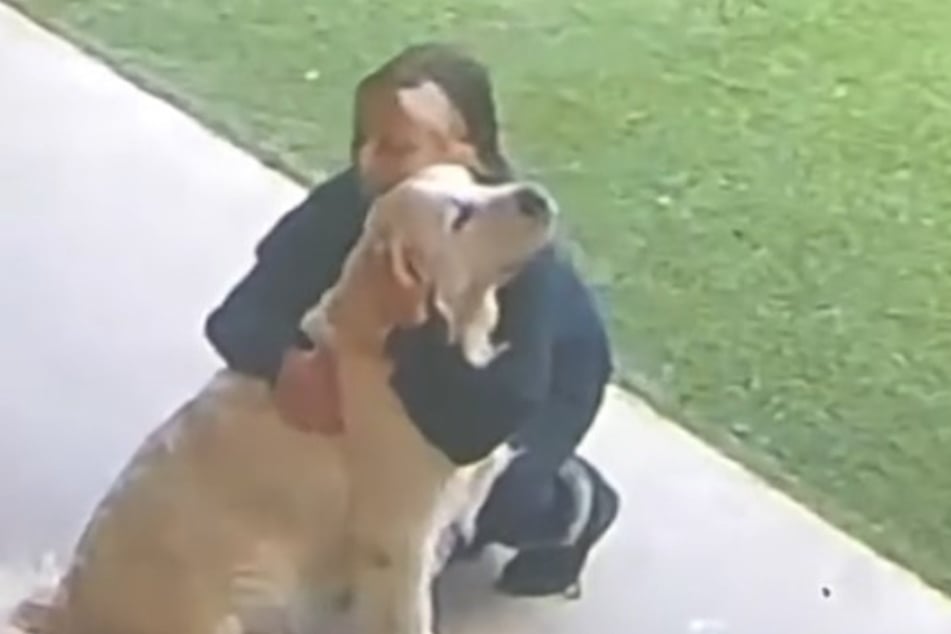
[351,43,512,181]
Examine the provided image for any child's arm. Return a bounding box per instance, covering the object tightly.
[388,248,559,465]
[205,168,365,382]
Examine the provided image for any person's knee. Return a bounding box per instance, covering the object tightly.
[476,455,557,544]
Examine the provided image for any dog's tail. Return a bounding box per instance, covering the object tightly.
[1,554,63,634]
[8,595,59,634]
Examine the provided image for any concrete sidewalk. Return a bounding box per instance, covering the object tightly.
[1,5,949,633]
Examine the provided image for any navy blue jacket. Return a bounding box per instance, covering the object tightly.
[205,167,612,465]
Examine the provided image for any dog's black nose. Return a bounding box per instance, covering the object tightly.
[515,185,554,219]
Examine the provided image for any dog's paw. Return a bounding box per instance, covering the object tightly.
[299,302,334,345]
[463,338,510,368]
[8,598,56,634]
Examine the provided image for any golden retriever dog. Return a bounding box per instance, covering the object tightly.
[10,162,556,634]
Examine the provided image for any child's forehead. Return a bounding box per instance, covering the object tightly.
[398,83,467,136]
[357,79,467,139]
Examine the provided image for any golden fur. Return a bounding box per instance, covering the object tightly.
[10,164,555,634]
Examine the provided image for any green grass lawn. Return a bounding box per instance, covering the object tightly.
[12,0,951,592]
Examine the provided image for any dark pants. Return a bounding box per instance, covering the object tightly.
[474,380,608,549]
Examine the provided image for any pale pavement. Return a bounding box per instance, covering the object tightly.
[1,5,949,633]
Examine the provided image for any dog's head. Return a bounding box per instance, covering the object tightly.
[365,163,557,366]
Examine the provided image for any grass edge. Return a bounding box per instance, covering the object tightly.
[6,0,951,599]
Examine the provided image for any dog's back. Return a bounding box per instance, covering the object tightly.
[17,371,349,634]
[12,162,554,634]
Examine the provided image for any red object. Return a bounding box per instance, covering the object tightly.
[274,347,344,435]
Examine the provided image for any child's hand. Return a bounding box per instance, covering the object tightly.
[273,346,343,434]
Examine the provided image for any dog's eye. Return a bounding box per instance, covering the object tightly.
[450,200,476,232]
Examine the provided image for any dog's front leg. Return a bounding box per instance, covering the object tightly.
[227,542,301,634]
[349,528,436,634]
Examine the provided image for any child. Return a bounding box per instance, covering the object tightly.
[206,43,619,597]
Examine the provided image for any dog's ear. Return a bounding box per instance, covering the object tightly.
[376,225,504,365]
[433,275,507,368]
[374,234,430,328]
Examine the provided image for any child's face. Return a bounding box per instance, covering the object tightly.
[355,81,478,194]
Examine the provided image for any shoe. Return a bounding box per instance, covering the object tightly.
[495,456,619,599]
